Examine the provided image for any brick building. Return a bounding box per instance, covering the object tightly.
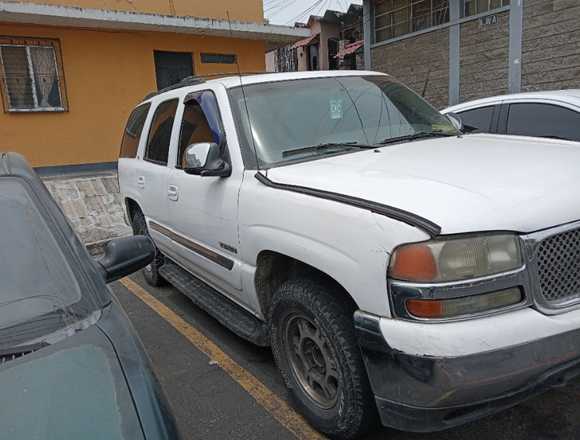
[362,0,580,109]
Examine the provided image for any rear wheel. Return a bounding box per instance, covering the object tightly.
[270,278,378,439]
[132,210,166,287]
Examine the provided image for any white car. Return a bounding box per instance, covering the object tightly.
[118,71,580,439]
[443,90,580,142]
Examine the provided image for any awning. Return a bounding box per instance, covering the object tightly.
[292,33,320,49]
[335,40,364,59]
[0,1,310,50]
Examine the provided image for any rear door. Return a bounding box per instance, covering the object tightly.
[136,98,179,229]
[503,102,580,142]
[164,88,247,305]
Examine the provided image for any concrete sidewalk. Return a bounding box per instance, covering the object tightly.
[42,171,131,254]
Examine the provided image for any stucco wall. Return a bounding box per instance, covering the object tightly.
[18,0,264,23]
[522,0,580,92]
[371,28,450,109]
[459,11,510,102]
[0,23,266,167]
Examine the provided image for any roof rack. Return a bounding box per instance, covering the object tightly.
[141,71,274,101]
[142,75,206,101]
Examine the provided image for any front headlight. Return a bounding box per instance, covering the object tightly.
[389,234,523,283]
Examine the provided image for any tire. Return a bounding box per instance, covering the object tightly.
[270,278,378,439]
[132,210,166,287]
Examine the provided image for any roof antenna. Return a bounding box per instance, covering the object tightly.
[226,11,261,173]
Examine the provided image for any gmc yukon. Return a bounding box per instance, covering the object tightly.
[119,71,580,439]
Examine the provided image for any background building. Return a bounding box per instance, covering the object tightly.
[363,0,580,109]
[0,0,307,169]
[266,4,364,72]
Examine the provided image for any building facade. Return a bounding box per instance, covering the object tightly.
[266,4,364,73]
[0,0,306,169]
[363,0,580,109]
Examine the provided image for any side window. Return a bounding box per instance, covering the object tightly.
[457,106,494,133]
[120,103,151,158]
[507,103,580,142]
[144,99,179,165]
[177,91,224,168]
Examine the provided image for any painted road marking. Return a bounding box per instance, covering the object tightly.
[120,277,326,440]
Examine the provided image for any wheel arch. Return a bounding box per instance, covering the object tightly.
[254,250,359,320]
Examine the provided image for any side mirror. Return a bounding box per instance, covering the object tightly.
[97,236,155,284]
[446,112,464,132]
[184,142,231,177]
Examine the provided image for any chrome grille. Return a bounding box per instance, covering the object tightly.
[536,228,580,304]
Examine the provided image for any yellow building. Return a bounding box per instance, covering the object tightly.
[0,0,307,170]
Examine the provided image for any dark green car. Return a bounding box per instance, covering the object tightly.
[0,152,179,440]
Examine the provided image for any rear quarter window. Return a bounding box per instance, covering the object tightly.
[120,103,151,158]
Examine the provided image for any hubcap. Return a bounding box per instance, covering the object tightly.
[284,314,340,409]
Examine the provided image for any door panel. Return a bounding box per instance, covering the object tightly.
[137,98,178,227]
[166,90,245,303]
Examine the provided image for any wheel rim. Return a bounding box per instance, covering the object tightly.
[283,313,340,409]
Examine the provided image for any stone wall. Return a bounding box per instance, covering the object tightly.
[522,0,580,92]
[460,11,510,102]
[371,28,450,109]
[43,173,131,249]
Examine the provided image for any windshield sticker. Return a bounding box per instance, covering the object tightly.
[329,99,343,120]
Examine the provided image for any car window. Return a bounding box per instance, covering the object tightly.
[0,178,103,346]
[507,103,580,142]
[120,103,150,158]
[457,106,494,133]
[229,75,457,168]
[178,91,224,168]
[144,99,179,165]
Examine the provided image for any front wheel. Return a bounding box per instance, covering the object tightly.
[270,278,378,439]
[132,210,166,287]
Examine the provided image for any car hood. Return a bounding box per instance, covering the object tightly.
[0,325,144,440]
[266,134,580,234]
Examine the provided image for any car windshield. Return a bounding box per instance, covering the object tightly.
[0,178,101,348]
[228,75,458,167]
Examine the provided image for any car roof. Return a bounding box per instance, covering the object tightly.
[443,89,580,113]
[142,70,389,103]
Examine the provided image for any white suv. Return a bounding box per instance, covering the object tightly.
[119,71,580,439]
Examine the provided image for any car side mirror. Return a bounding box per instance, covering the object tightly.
[97,236,155,284]
[183,142,231,177]
[446,112,464,132]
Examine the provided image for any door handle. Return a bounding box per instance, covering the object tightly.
[137,176,145,189]
[167,185,179,201]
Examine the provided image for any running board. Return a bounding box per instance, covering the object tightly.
[159,261,269,347]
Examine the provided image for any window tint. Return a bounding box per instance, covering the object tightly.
[507,103,580,142]
[457,106,494,133]
[145,99,179,165]
[120,103,150,158]
[178,91,224,168]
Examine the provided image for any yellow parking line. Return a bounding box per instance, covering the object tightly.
[119,277,325,440]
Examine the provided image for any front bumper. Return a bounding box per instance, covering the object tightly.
[354,311,580,432]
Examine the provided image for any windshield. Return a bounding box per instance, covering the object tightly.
[0,179,100,347]
[228,75,458,168]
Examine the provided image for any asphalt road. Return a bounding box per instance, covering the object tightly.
[111,273,580,440]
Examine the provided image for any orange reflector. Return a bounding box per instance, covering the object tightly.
[406,299,445,318]
[390,244,437,282]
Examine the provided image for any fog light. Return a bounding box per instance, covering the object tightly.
[406,288,523,319]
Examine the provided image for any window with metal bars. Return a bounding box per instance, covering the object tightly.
[463,0,510,16]
[374,0,450,43]
[0,38,67,112]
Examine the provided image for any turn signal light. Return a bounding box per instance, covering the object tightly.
[406,288,523,319]
[389,243,437,282]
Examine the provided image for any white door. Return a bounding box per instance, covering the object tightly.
[165,90,245,305]
[135,98,180,229]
